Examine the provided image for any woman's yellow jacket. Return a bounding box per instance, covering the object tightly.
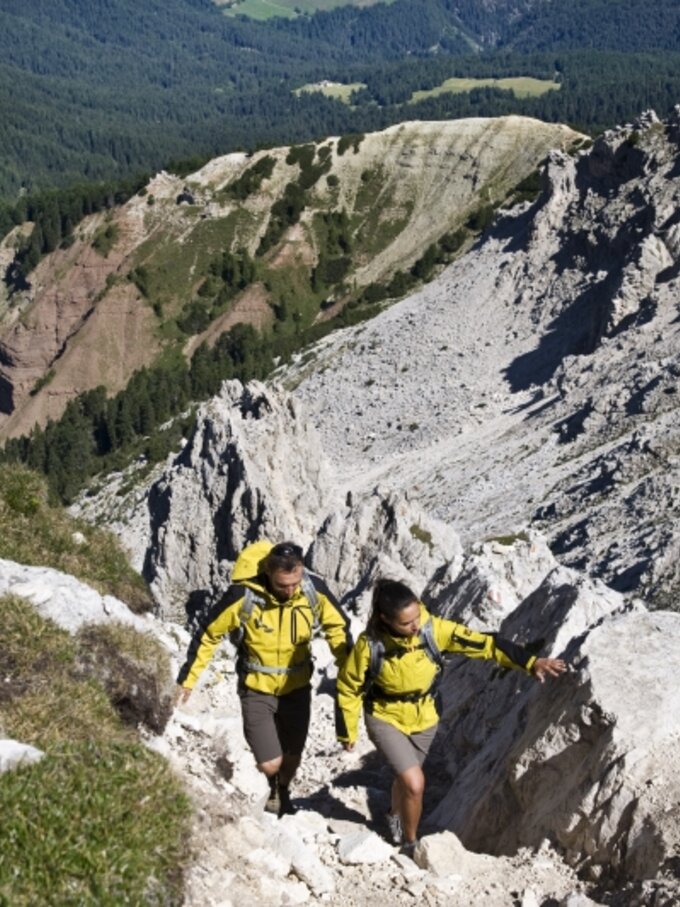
[336,604,537,742]
[177,573,350,696]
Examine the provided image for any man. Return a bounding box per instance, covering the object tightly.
[176,541,351,815]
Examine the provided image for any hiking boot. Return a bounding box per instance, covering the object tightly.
[278,784,296,816]
[264,775,280,815]
[385,811,403,845]
[399,840,419,860]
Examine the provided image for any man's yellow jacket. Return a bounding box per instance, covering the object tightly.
[336,604,537,742]
[177,573,350,696]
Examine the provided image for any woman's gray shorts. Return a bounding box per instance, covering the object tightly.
[365,713,438,775]
[239,685,311,765]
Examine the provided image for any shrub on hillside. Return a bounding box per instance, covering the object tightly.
[226,154,276,200]
[92,222,119,257]
[337,133,365,155]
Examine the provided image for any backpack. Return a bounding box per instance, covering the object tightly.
[364,618,445,704]
[230,541,321,677]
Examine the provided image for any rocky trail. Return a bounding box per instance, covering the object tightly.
[156,636,585,907]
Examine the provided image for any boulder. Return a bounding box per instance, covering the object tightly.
[336,829,393,864]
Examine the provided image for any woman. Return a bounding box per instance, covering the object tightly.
[336,578,566,854]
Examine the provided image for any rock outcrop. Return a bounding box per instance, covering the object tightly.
[308,485,463,614]
[119,380,339,620]
[97,381,464,625]
[0,557,153,635]
[425,537,680,888]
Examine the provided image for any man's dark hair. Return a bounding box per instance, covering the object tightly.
[264,541,304,574]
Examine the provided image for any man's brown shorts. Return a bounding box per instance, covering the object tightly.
[365,713,438,775]
[239,685,312,765]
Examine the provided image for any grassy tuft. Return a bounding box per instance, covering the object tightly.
[0,464,153,613]
[410,523,434,552]
[0,595,190,906]
[0,741,189,907]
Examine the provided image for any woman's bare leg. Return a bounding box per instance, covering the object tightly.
[393,765,425,843]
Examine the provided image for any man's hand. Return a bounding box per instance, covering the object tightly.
[174,686,192,706]
[533,657,567,684]
[340,741,355,752]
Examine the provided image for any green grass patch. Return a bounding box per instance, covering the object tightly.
[130,211,249,321]
[265,261,320,328]
[410,523,434,553]
[0,464,153,613]
[294,81,366,104]
[220,0,395,21]
[0,594,189,906]
[0,741,189,907]
[130,228,212,319]
[485,531,531,546]
[409,76,560,103]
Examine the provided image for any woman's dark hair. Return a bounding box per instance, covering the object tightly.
[367,578,418,637]
[264,541,304,574]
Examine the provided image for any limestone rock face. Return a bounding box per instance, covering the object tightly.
[426,530,556,627]
[127,380,339,620]
[308,486,463,615]
[90,381,460,624]
[0,557,153,635]
[429,563,680,884]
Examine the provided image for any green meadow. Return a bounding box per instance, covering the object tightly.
[410,76,561,103]
[218,0,397,20]
[295,81,367,103]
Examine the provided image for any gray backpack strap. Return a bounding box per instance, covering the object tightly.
[364,635,385,696]
[364,621,442,702]
[300,569,319,620]
[419,618,444,670]
[232,586,263,648]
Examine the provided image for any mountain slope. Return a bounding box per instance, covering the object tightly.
[288,108,680,608]
[0,116,579,441]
